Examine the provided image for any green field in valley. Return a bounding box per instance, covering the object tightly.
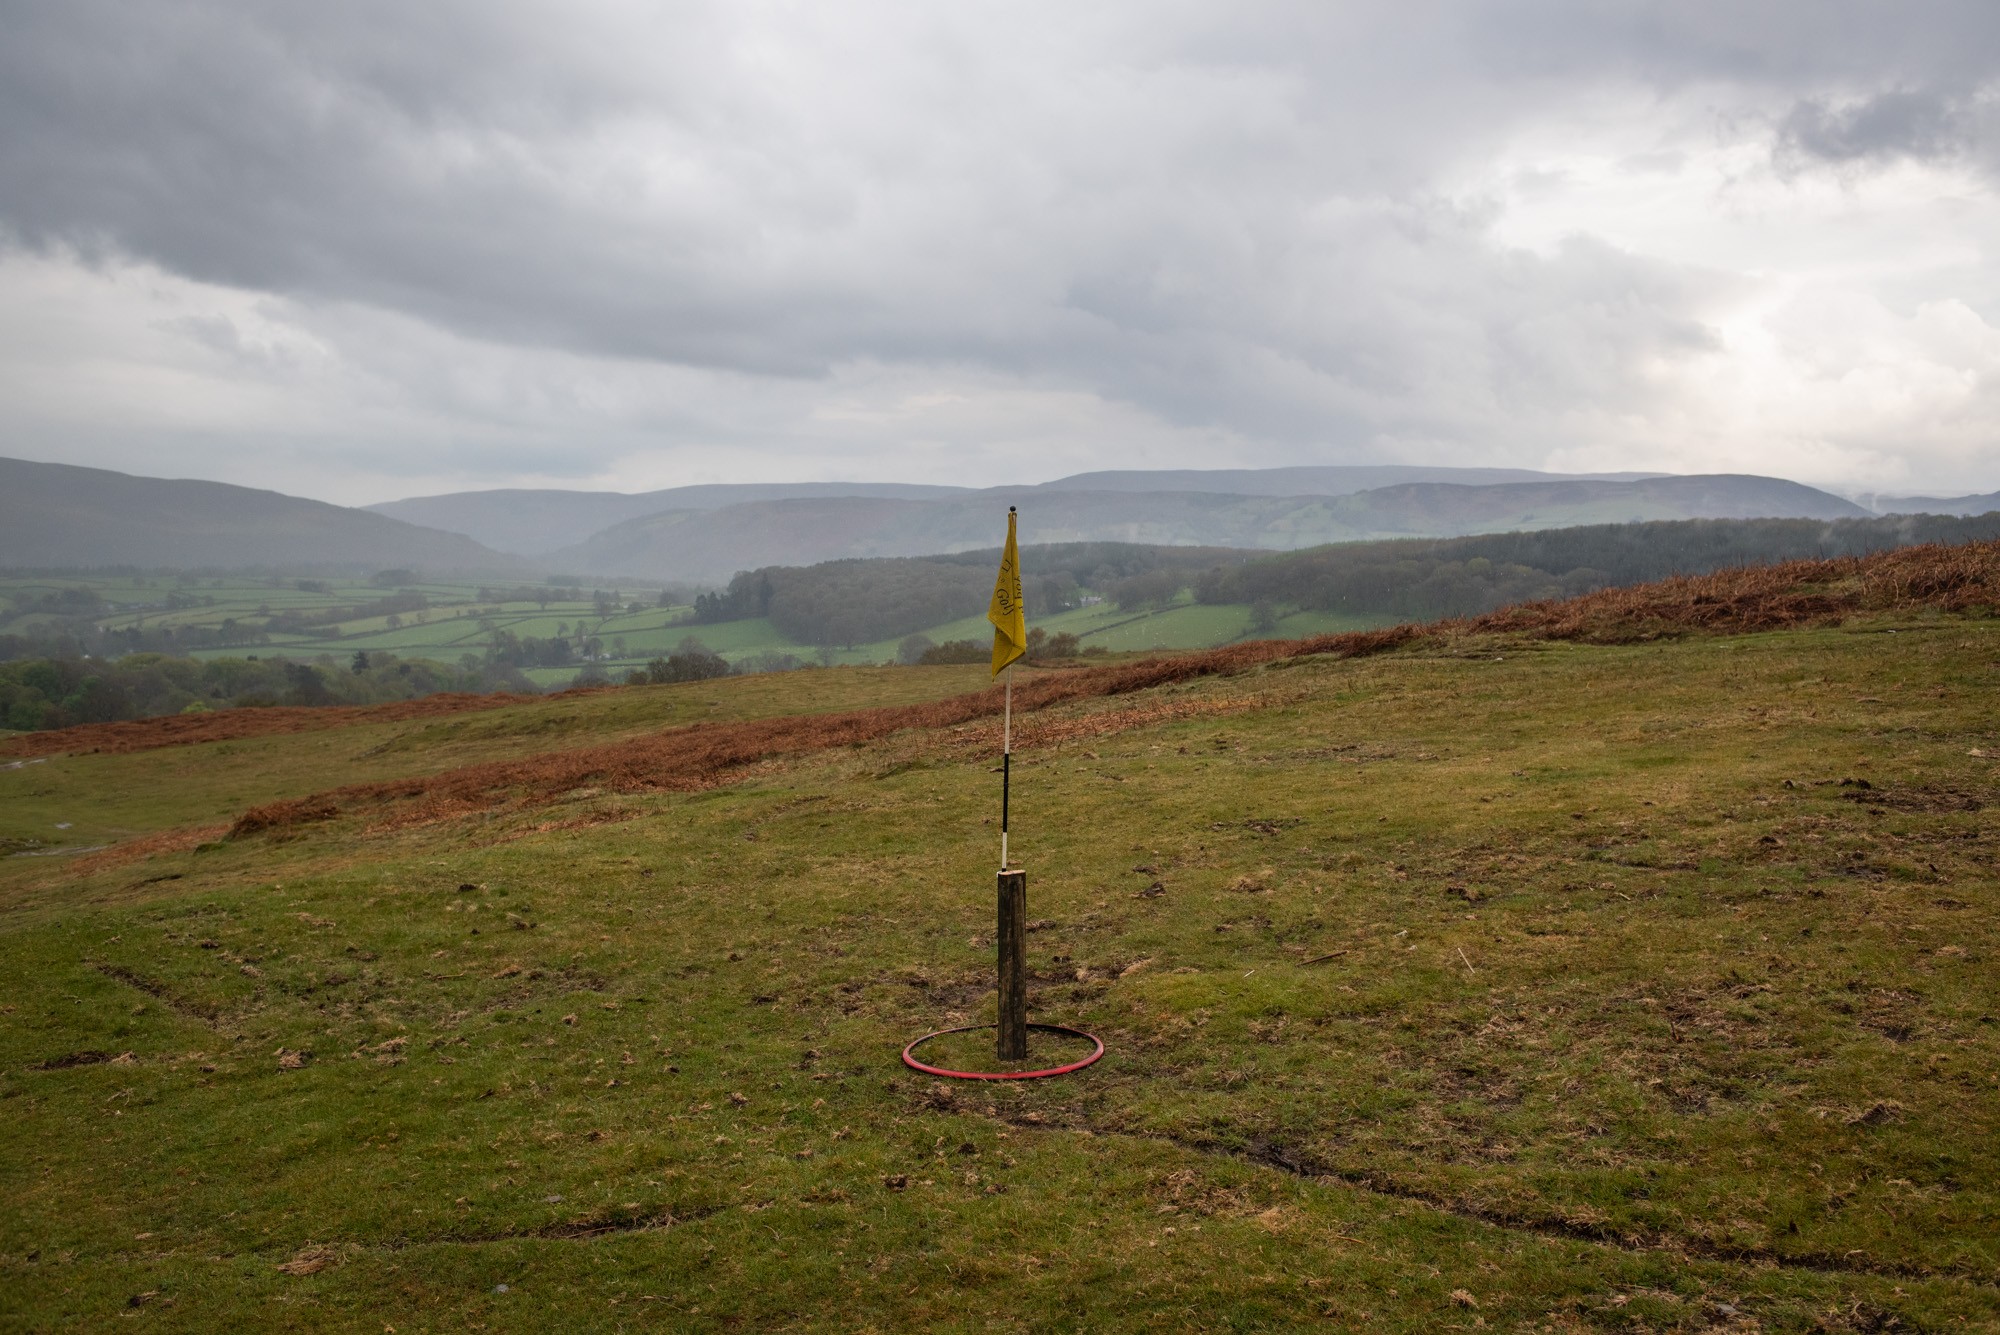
[2,589,1997,1329]
[0,573,1390,693]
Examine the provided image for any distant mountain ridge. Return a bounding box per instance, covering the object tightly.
[0,456,1913,582]
[1878,491,2000,518]
[368,481,972,555]
[1035,465,1666,495]
[367,465,1677,556]
[0,456,518,573]
[554,474,1868,582]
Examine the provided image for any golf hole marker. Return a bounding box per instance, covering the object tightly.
[900,505,1104,1078]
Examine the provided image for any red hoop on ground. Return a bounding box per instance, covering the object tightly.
[901,1023,1104,1080]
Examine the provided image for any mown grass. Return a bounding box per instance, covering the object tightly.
[1,614,1996,1331]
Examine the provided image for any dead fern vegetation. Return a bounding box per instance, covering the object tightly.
[208,538,2000,843]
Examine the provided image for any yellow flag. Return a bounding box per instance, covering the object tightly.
[987,507,1027,676]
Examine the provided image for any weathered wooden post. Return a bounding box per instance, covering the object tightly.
[996,868,1027,1060]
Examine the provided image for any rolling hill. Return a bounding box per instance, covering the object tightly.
[367,466,1669,556]
[552,474,1868,582]
[0,455,1882,583]
[1880,489,2000,517]
[367,482,974,555]
[0,456,519,573]
[1033,463,1663,495]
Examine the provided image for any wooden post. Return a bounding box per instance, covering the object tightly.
[996,868,1027,1060]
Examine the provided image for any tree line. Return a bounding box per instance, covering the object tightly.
[0,651,532,733]
[1192,512,2000,622]
[2,620,273,662]
[688,543,1255,647]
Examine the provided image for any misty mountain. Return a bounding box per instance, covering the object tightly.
[1034,465,1663,495]
[1878,491,2000,518]
[554,474,1866,582]
[1328,474,1865,532]
[368,482,973,555]
[370,465,1742,558]
[0,456,518,573]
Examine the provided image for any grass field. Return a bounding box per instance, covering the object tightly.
[2,560,1997,1329]
[0,574,1392,693]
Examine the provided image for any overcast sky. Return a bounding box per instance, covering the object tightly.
[3,2,1997,505]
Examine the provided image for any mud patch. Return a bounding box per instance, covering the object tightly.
[90,962,223,1026]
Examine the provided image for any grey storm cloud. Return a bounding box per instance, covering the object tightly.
[2,1,1998,492]
[1776,87,2000,177]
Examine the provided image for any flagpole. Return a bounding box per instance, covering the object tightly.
[989,503,1030,1060]
[1001,665,1011,870]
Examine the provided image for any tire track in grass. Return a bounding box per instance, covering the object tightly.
[76,1204,736,1273]
[1232,1137,1991,1288]
[376,1200,732,1249]
[940,1097,2000,1290]
[88,961,225,1028]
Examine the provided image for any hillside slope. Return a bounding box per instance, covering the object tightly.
[1035,463,1662,495]
[4,540,1998,1330]
[367,482,974,554]
[0,456,518,573]
[1344,473,1865,531]
[1883,490,2000,517]
[556,474,1868,581]
[367,468,1664,555]
[170,536,2000,831]
[1194,510,2000,621]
